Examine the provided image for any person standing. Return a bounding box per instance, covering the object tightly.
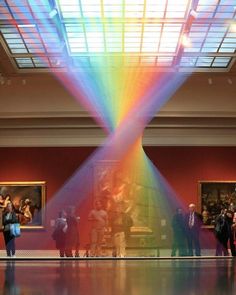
[214,209,228,256]
[53,210,68,257]
[0,194,5,229]
[65,206,80,257]
[88,200,108,257]
[225,209,236,256]
[2,202,19,258]
[171,208,187,257]
[110,204,133,258]
[185,203,202,256]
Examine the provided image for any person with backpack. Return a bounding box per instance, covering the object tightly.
[52,210,68,257]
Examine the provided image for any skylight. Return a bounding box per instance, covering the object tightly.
[0,0,235,71]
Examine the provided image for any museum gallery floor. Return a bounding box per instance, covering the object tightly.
[0,259,235,295]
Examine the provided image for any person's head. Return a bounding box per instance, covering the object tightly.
[59,210,66,218]
[176,208,182,214]
[94,200,102,210]
[6,202,13,212]
[189,203,196,213]
[66,206,76,217]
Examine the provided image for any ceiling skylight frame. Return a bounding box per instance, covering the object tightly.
[0,0,235,71]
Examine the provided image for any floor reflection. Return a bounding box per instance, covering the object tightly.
[0,259,235,295]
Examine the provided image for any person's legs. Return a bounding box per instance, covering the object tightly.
[178,235,187,256]
[193,232,201,256]
[221,238,229,256]
[90,228,98,257]
[60,240,66,257]
[187,231,193,256]
[74,246,80,257]
[65,248,73,257]
[59,248,65,257]
[74,234,80,257]
[9,238,15,256]
[171,235,177,257]
[229,232,236,256]
[96,228,105,257]
[113,232,124,257]
[3,232,11,257]
[119,232,126,257]
[215,239,222,256]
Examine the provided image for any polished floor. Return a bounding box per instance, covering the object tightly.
[0,259,235,295]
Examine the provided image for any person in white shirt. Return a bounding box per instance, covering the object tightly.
[88,200,108,257]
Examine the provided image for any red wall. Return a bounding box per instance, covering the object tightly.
[144,146,236,207]
[1,146,236,249]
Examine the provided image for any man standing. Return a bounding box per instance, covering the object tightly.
[88,200,108,257]
[186,203,202,256]
[110,203,133,258]
[171,208,187,257]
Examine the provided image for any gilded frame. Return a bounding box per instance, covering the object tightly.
[198,180,236,228]
[0,181,46,229]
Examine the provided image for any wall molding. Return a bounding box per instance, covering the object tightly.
[1,115,236,146]
[1,110,236,119]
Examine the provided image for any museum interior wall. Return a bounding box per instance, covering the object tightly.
[0,74,236,118]
[0,146,236,249]
[0,72,236,250]
[1,73,236,147]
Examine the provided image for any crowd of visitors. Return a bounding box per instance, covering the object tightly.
[171,203,236,257]
[1,193,235,258]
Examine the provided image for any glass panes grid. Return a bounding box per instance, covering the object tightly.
[0,24,63,55]
[0,0,235,70]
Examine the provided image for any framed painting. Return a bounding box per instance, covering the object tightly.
[0,181,46,229]
[93,160,153,233]
[198,181,236,227]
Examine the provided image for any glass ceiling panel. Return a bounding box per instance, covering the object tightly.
[0,0,235,71]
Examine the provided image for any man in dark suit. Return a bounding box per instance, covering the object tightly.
[186,203,203,256]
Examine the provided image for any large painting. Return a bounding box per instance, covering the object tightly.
[0,181,46,229]
[93,160,152,233]
[198,181,236,227]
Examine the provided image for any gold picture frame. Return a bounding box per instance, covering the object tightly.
[0,181,46,229]
[198,181,236,228]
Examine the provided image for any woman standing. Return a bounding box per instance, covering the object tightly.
[2,202,19,257]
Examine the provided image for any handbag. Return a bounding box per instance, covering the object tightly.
[10,223,21,237]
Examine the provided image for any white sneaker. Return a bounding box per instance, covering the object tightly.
[11,255,16,258]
